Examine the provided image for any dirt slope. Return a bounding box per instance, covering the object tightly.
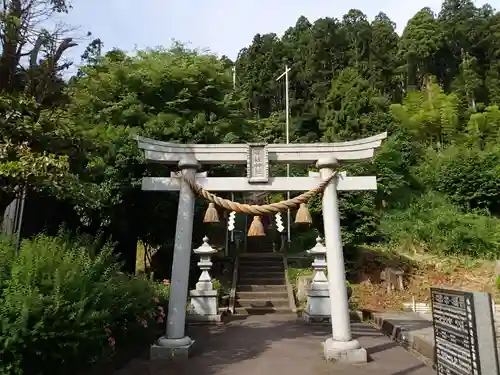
[350,247,499,312]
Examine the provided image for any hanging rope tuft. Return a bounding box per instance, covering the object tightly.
[247,216,265,236]
[203,202,219,223]
[295,203,312,224]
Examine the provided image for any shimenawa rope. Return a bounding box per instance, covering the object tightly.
[181,170,338,216]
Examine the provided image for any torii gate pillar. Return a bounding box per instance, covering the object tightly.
[150,157,199,359]
[318,156,366,362]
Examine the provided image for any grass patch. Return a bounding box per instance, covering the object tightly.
[381,192,500,259]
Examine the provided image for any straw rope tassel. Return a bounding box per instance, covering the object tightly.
[203,202,219,223]
[295,203,312,224]
[248,216,265,236]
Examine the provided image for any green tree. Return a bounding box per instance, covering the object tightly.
[390,78,460,147]
[398,8,444,89]
[369,12,400,97]
[342,9,372,71]
[466,105,500,149]
[321,67,392,141]
[64,46,250,269]
[0,0,105,218]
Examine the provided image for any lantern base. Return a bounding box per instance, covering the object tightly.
[189,289,219,318]
[304,289,331,322]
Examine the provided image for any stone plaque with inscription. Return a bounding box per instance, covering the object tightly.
[430,288,499,375]
[246,143,269,183]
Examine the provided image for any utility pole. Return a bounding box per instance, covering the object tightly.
[227,66,235,256]
[276,65,291,244]
[232,65,236,90]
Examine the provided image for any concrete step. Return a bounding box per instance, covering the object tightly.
[239,252,281,257]
[237,284,288,292]
[234,307,293,315]
[239,260,283,267]
[240,254,282,258]
[236,291,289,299]
[240,254,282,261]
[238,271,284,278]
[236,298,290,308]
[239,278,285,285]
[239,265,284,272]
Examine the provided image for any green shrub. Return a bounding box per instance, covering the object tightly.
[380,192,500,258]
[212,278,222,292]
[0,235,16,294]
[415,145,500,215]
[289,228,320,253]
[308,190,380,251]
[0,234,168,375]
[287,267,314,288]
[154,278,171,301]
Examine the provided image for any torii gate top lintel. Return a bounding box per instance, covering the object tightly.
[137,132,387,165]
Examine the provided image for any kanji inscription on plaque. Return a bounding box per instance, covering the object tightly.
[247,143,269,183]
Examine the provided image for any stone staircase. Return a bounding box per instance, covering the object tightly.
[235,253,293,315]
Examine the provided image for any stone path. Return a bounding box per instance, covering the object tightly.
[115,314,435,375]
[372,311,500,366]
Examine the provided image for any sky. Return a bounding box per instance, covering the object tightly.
[59,0,499,70]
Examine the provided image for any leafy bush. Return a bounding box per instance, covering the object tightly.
[289,227,320,253]
[287,266,314,288]
[0,234,168,375]
[0,235,16,293]
[380,192,500,258]
[373,131,423,208]
[308,190,380,251]
[415,145,500,215]
[212,278,222,293]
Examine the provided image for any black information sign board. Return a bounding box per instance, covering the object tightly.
[430,288,481,375]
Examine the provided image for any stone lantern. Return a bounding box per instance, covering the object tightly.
[188,236,222,323]
[303,236,331,323]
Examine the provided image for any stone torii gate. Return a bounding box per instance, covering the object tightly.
[137,132,387,363]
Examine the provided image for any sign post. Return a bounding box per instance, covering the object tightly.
[431,287,499,375]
